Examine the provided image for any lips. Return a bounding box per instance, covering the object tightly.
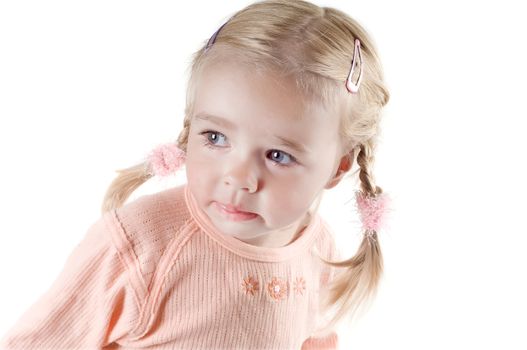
[220,203,254,214]
[215,202,258,221]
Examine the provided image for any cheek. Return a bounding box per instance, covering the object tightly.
[185,160,204,188]
[265,177,315,216]
[185,138,216,186]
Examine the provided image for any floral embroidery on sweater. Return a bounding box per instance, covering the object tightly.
[267,277,288,300]
[293,276,306,296]
[241,275,259,296]
[241,275,307,300]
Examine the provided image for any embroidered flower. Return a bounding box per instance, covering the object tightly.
[292,276,306,296]
[241,275,259,296]
[267,277,288,300]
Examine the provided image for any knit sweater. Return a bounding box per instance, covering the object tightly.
[0,184,341,350]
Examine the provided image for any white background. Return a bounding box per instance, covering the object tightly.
[1,0,526,349]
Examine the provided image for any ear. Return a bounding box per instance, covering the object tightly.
[324,150,354,190]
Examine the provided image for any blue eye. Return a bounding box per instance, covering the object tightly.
[199,130,296,167]
[201,131,228,147]
[267,150,295,167]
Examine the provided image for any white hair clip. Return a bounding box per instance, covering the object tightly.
[345,38,363,94]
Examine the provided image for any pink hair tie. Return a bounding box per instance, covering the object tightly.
[146,142,186,177]
[355,190,391,238]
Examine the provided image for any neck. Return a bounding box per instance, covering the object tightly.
[238,211,312,248]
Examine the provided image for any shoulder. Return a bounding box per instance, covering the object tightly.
[115,185,190,239]
[107,184,193,291]
[312,215,342,285]
[313,216,340,262]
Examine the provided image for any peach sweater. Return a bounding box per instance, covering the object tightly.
[1,184,340,350]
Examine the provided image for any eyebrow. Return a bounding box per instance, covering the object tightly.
[194,112,310,154]
[195,113,237,130]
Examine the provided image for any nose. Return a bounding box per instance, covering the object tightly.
[223,157,258,193]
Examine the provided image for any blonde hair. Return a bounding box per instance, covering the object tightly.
[101,0,390,334]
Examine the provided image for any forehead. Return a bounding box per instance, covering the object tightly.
[192,61,341,150]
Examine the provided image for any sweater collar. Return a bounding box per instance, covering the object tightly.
[183,184,320,262]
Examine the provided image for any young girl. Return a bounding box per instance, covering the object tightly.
[1,0,391,349]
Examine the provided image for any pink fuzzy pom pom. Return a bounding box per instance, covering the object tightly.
[147,143,186,177]
[355,191,391,233]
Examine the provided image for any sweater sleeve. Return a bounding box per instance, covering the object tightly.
[301,332,339,349]
[0,212,142,350]
[301,222,342,350]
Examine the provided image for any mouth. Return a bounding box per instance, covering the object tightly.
[215,202,258,222]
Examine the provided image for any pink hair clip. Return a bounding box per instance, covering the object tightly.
[345,38,363,94]
[355,190,391,236]
[146,142,186,177]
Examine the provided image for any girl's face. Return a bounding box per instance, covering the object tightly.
[185,60,351,247]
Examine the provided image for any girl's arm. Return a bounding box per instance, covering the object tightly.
[0,213,142,349]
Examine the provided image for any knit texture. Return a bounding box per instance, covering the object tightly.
[1,184,341,350]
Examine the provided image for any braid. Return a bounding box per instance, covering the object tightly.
[356,139,384,246]
[317,139,386,332]
[176,115,192,152]
[100,161,154,213]
[356,140,382,197]
[100,114,192,214]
